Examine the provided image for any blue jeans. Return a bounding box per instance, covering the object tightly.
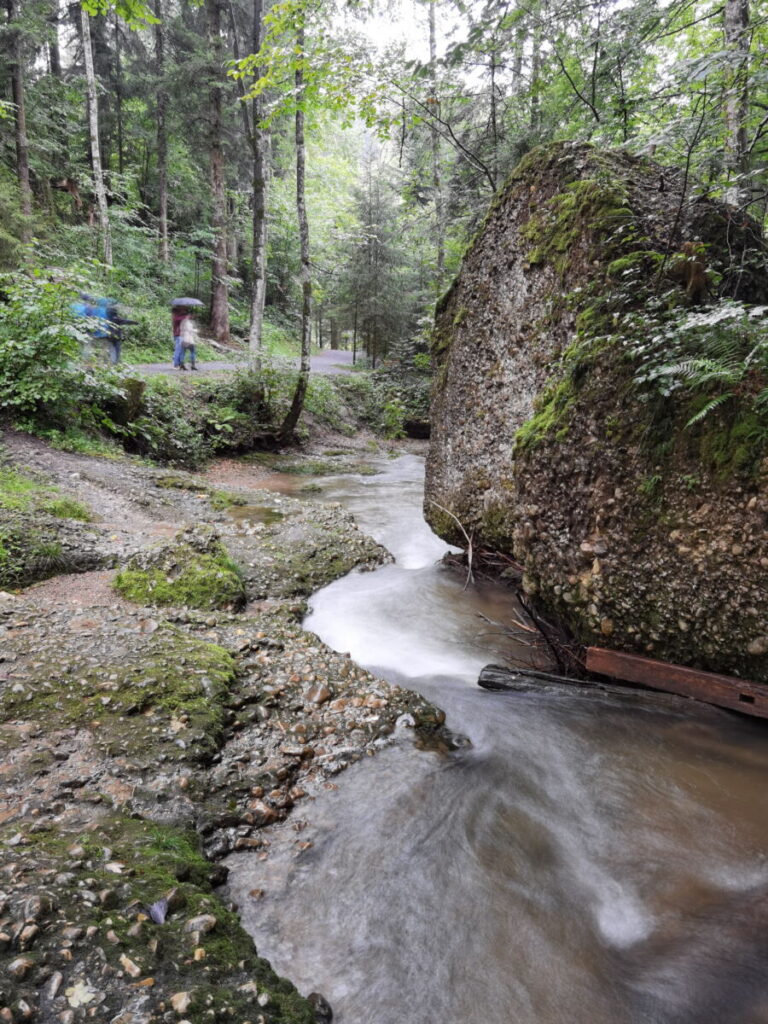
[173,337,196,367]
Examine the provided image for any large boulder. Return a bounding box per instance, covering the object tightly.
[426,141,768,682]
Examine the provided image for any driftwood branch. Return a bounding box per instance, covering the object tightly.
[428,500,474,589]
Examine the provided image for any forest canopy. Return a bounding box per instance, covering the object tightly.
[0,0,764,370]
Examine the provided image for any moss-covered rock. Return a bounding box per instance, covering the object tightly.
[0,815,315,1024]
[0,463,103,586]
[224,503,392,599]
[0,625,235,764]
[426,140,768,683]
[115,524,246,610]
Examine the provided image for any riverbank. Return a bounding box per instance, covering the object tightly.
[0,429,450,1023]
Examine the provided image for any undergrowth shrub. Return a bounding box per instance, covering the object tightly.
[119,377,213,468]
[334,362,431,435]
[116,370,281,468]
[0,273,88,414]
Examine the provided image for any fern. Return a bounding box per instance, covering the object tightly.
[629,298,768,437]
[685,393,733,427]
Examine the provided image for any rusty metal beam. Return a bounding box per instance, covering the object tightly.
[585,647,768,719]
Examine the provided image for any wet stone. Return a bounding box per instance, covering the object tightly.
[6,956,34,979]
[182,914,217,936]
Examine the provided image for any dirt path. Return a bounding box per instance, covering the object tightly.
[132,348,357,377]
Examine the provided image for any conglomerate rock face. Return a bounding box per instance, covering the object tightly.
[425,140,768,682]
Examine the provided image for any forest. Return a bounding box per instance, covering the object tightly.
[0,0,764,426]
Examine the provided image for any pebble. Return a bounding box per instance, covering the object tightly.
[171,992,192,1013]
[119,954,142,978]
[183,914,217,935]
[6,956,34,979]
[304,684,331,704]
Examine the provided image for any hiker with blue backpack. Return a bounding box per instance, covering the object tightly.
[71,294,134,365]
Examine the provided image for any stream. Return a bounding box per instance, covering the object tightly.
[226,454,768,1024]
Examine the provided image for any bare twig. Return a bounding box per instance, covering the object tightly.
[428,500,474,589]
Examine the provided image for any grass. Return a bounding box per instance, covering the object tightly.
[0,465,92,520]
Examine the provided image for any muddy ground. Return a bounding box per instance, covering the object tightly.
[0,429,450,1024]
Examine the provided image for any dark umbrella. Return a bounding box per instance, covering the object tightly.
[170,297,204,307]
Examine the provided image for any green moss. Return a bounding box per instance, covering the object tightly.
[515,376,576,450]
[0,628,235,762]
[208,489,248,510]
[245,452,360,476]
[154,474,208,492]
[476,498,517,550]
[153,475,250,512]
[0,525,64,586]
[607,250,664,278]
[522,178,633,276]
[115,536,246,611]
[0,466,40,510]
[42,496,92,520]
[694,406,768,479]
[0,466,93,583]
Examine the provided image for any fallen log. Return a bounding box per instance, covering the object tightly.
[585,647,768,720]
[477,664,692,709]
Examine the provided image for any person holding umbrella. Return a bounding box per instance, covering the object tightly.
[171,297,203,371]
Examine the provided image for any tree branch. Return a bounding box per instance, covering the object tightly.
[552,46,601,123]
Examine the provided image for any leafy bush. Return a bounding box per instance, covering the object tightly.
[117,369,280,468]
[0,171,28,271]
[0,273,87,414]
[335,367,431,434]
[193,369,276,451]
[381,396,407,438]
[119,376,213,468]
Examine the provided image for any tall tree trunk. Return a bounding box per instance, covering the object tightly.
[154,0,169,262]
[512,19,524,89]
[81,6,112,264]
[6,0,32,240]
[724,0,750,206]
[428,0,445,293]
[238,0,269,370]
[114,11,124,175]
[530,18,542,133]
[352,301,358,364]
[207,0,230,342]
[278,18,312,443]
[91,15,112,171]
[226,0,269,367]
[488,46,499,187]
[48,0,61,77]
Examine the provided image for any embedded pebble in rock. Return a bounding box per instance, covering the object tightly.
[305,684,332,705]
[119,954,142,978]
[183,914,217,935]
[6,956,34,979]
[170,992,192,1013]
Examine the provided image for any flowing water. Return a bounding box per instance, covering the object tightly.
[227,455,768,1024]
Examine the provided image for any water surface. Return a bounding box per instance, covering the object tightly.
[227,455,768,1024]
